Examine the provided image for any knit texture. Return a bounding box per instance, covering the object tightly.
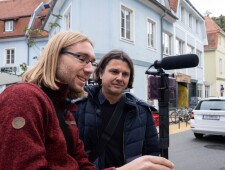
[0,82,95,170]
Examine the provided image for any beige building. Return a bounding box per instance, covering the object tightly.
[204,16,225,97]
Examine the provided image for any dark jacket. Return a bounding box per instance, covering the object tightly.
[72,85,160,169]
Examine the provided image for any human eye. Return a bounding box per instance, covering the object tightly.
[123,72,130,77]
[109,69,118,75]
[78,55,87,63]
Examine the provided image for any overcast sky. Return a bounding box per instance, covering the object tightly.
[189,0,225,17]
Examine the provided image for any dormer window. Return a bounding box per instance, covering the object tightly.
[5,20,14,32]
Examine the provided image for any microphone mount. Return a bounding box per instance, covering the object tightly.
[146,64,170,159]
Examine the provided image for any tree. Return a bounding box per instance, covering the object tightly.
[212,15,225,32]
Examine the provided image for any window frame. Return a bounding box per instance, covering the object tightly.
[147,18,156,49]
[5,20,14,32]
[120,4,134,42]
[163,31,172,55]
[5,48,15,65]
[205,85,210,98]
[187,44,194,54]
[197,84,202,98]
[175,38,184,55]
[196,50,202,67]
[63,4,72,31]
[196,19,199,33]
[189,13,192,28]
[180,7,185,23]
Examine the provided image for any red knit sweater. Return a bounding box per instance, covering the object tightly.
[0,82,95,169]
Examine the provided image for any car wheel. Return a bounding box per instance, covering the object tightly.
[194,133,204,138]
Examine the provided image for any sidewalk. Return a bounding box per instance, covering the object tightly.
[169,122,190,135]
[156,122,191,135]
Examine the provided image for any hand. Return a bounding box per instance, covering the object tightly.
[116,155,174,170]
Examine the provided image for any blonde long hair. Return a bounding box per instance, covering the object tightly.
[22,31,93,90]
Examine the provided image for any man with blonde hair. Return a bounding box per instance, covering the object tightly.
[0,31,174,170]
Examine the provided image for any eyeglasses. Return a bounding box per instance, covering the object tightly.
[61,49,98,67]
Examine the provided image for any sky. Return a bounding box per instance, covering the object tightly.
[189,0,225,17]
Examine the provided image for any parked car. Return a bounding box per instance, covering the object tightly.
[190,97,225,138]
[149,106,159,127]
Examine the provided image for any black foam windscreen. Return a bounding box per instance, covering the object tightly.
[154,54,199,70]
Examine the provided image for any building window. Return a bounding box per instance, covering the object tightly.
[5,49,15,65]
[121,5,133,41]
[197,84,202,98]
[196,50,202,67]
[64,6,71,31]
[187,44,194,54]
[196,20,199,33]
[175,38,184,55]
[205,85,210,98]
[219,58,223,74]
[5,20,13,32]
[147,19,156,49]
[181,7,185,23]
[189,14,192,28]
[163,32,172,55]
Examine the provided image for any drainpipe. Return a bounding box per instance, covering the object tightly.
[25,2,50,66]
[27,41,30,65]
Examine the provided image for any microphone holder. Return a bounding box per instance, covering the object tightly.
[146,68,169,159]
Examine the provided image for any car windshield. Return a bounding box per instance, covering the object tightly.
[196,100,225,110]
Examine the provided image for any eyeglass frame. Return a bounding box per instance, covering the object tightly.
[60,49,98,67]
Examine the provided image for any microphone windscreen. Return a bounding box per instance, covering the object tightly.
[161,54,199,70]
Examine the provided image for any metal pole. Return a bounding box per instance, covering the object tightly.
[158,71,170,159]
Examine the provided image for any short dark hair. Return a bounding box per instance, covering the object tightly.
[94,50,134,89]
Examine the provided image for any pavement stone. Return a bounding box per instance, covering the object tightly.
[156,122,191,135]
[169,122,190,135]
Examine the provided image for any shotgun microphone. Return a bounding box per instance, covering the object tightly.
[152,54,199,70]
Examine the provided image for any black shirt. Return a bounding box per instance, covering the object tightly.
[98,91,126,168]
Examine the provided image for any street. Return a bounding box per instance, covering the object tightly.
[169,130,225,170]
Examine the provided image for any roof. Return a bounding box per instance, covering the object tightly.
[204,16,225,50]
[0,0,49,19]
[168,0,178,13]
[0,72,21,85]
[0,0,51,38]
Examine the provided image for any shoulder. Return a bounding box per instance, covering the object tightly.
[3,82,45,96]
[1,82,52,109]
[84,85,101,96]
[125,92,149,108]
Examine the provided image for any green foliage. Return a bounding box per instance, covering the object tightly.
[20,62,27,75]
[13,67,17,75]
[27,39,35,47]
[49,22,61,29]
[52,14,62,19]
[24,27,44,47]
[212,15,225,32]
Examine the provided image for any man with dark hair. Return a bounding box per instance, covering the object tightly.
[73,50,160,169]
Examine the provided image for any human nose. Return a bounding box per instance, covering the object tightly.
[84,62,94,74]
[116,73,123,80]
